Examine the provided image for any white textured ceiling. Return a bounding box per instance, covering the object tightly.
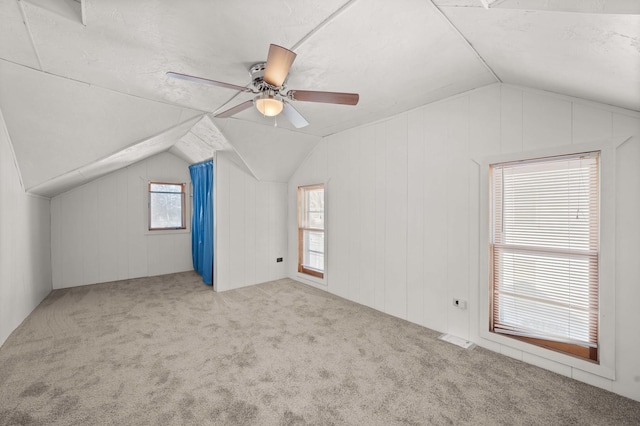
[0,0,638,196]
[436,1,640,111]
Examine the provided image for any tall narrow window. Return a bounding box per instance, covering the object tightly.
[298,184,325,278]
[149,182,186,231]
[490,152,599,362]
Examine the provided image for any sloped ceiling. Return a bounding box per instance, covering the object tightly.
[0,0,638,196]
[0,59,201,191]
[435,0,640,111]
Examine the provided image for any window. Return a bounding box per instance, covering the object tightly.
[298,184,325,278]
[490,152,599,362]
[149,182,186,231]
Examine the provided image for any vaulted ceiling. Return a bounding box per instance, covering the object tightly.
[1,0,638,197]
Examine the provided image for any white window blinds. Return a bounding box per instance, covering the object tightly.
[490,152,599,360]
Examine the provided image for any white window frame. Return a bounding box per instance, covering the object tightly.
[146,181,190,235]
[490,151,600,362]
[477,140,621,380]
[297,183,327,285]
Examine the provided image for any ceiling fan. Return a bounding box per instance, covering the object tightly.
[167,44,359,128]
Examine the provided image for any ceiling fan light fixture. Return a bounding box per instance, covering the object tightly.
[169,43,358,127]
[255,93,283,117]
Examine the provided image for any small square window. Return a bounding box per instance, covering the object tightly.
[149,182,186,231]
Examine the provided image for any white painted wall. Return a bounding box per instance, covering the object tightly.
[215,152,287,291]
[287,83,640,401]
[51,152,193,289]
[0,110,51,346]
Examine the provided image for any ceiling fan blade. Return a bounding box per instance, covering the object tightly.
[166,72,250,92]
[264,44,296,87]
[282,103,309,129]
[215,100,254,118]
[288,90,359,105]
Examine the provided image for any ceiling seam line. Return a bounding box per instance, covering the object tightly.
[0,107,26,192]
[28,114,204,195]
[17,0,44,71]
[191,130,215,147]
[490,0,508,7]
[177,108,188,125]
[430,2,502,83]
[0,56,209,113]
[215,127,261,181]
[291,0,359,51]
[213,91,248,116]
[224,116,315,137]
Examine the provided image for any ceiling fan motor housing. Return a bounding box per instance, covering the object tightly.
[249,62,278,92]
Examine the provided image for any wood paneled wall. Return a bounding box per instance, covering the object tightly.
[288,83,640,401]
[215,152,287,291]
[0,111,51,346]
[51,153,193,289]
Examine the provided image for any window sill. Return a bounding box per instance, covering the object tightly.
[144,229,190,236]
[478,328,614,380]
[295,272,326,288]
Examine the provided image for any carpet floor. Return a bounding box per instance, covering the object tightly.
[0,271,638,425]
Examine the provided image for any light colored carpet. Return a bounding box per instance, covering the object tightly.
[0,271,638,425]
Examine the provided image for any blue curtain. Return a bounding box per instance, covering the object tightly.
[189,160,213,285]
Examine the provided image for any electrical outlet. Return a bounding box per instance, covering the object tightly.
[453,299,467,309]
[276,257,283,263]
